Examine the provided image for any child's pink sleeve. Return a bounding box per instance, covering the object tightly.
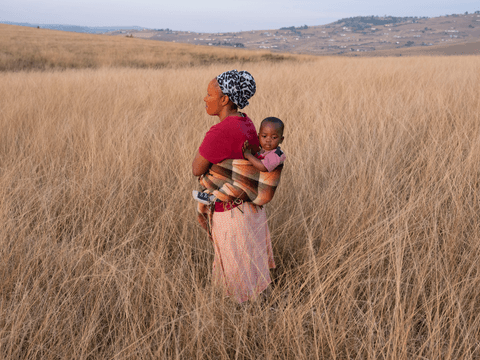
[261,148,286,172]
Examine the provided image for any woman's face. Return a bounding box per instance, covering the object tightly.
[259,123,284,151]
[204,79,226,116]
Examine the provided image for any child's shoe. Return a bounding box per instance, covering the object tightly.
[192,190,215,205]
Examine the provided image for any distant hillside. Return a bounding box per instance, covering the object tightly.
[3,11,480,56]
[110,12,480,56]
[343,39,480,57]
[0,21,144,34]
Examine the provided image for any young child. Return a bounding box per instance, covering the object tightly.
[243,117,286,173]
[192,117,286,205]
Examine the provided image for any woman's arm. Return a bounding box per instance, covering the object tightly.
[244,149,268,172]
[192,152,212,176]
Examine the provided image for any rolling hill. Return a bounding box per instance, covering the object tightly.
[108,13,480,56]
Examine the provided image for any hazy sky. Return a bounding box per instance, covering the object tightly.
[2,0,479,33]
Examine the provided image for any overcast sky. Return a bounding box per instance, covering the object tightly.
[2,0,479,33]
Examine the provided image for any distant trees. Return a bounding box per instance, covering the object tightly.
[279,25,308,34]
[334,15,426,31]
[211,42,245,48]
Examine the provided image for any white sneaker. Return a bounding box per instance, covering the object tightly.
[192,190,215,205]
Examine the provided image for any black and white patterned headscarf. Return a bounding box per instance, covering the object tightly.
[216,70,256,109]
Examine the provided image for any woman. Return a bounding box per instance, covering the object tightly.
[192,70,275,303]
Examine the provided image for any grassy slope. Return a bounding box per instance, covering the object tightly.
[0,24,307,71]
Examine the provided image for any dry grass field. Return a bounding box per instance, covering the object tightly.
[1,25,480,359]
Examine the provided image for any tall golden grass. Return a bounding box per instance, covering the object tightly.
[1,49,480,358]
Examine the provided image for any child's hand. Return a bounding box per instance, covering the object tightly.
[242,140,252,158]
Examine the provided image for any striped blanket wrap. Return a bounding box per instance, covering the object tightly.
[199,159,283,208]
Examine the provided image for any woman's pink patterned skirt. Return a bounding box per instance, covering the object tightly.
[211,203,276,303]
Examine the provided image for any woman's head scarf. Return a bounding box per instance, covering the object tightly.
[216,70,256,109]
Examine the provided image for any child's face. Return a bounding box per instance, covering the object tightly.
[259,123,284,151]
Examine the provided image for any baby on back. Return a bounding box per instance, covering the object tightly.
[243,117,286,173]
[193,116,286,206]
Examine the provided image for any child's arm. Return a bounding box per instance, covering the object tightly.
[244,148,268,172]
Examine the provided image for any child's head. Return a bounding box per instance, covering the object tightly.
[259,117,284,151]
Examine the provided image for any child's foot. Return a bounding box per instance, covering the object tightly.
[192,191,215,205]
